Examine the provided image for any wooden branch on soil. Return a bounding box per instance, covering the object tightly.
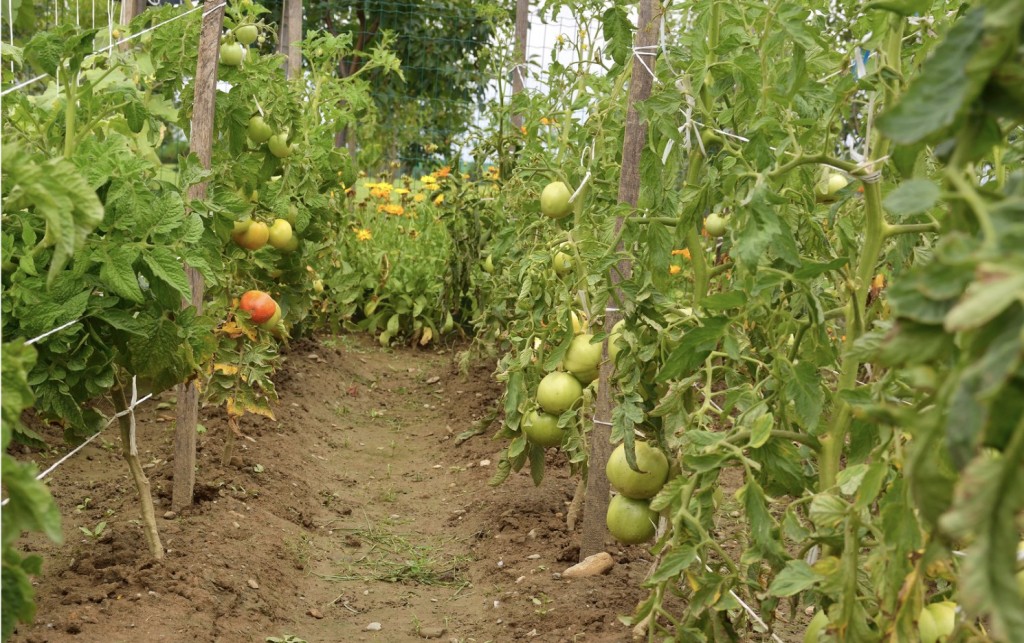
[113,385,164,560]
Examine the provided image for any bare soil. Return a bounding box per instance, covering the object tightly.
[9,333,810,643]
[9,334,655,643]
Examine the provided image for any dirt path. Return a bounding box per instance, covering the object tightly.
[11,335,653,643]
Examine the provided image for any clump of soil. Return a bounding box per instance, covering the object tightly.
[10,334,658,643]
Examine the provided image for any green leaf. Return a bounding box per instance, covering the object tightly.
[99,247,143,303]
[142,247,192,302]
[837,463,869,496]
[739,478,787,567]
[877,2,1024,143]
[938,442,1024,641]
[768,560,824,597]
[657,317,728,382]
[733,196,780,270]
[883,179,941,219]
[864,0,931,16]
[944,265,1024,332]
[601,6,633,68]
[647,545,696,584]
[782,361,824,432]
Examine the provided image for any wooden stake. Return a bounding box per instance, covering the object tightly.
[511,0,529,129]
[171,1,223,512]
[578,0,661,561]
[281,0,303,79]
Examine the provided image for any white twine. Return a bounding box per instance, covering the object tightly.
[24,318,80,345]
[0,376,153,507]
[568,172,591,204]
[593,419,613,427]
[632,45,661,85]
[2,0,225,97]
[694,553,785,643]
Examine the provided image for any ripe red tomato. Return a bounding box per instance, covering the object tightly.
[239,290,277,324]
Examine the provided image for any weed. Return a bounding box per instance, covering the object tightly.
[79,521,107,539]
[320,520,470,587]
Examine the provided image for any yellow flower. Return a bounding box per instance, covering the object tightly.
[669,265,682,275]
[420,175,437,186]
[413,194,426,203]
[462,173,470,180]
[354,228,372,241]
[382,204,405,216]
[395,188,410,195]
[671,248,692,260]
[520,125,527,135]
[434,194,445,205]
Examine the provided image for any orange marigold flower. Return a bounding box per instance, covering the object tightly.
[435,166,452,178]
[671,248,692,260]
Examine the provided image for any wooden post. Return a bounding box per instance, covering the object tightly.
[118,0,143,51]
[578,0,661,561]
[280,0,303,79]
[119,0,143,24]
[171,1,224,512]
[510,0,529,129]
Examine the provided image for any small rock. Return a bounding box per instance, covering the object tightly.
[515,576,526,584]
[551,573,562,580]
[527,529,538,539]
[425,376,441,385]
[496,560,504,568]
[562,552,615,578]
[527,629,539,637]
[526,554,540,560]
[308,608,324,619]
[493,600,501,609]
[162,511,176,520]
[479,459,491,466]
[365,622,382,631]
[418,626,446,639]
[246,579,259,589]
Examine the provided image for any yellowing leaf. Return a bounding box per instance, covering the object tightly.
[213,363,239,376]
[419,327,433,346]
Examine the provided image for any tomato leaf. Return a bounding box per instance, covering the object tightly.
[99,247,143,303]
[939,446,1024,640]
[882,179,941,219]
[656,317,728,382]
[142,247,192,303]
[943,265,1024,332]
[781,361,824,432]
[767,560,823,597]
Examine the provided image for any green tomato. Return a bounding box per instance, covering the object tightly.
[246,115,273,143]
[552,250,573,277]
[268,133,293,158]
[704,212,727,236]
[235,24,259,46]
[219,42,244,67]
[540,181,573,219]
[481,255,494,274]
